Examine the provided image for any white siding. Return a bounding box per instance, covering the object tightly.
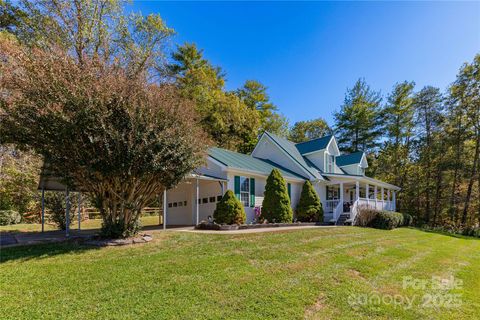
[196,158,227,180]
[226,171,305,223]
[340,164,363,175]
[252,136,310,178]
[305,150,325,171]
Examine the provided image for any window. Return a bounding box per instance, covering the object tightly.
[168,203,172,208]
[183,201,187,206]
[178,201,183,207]
[217,195,222,202]
[202,198,208,204]
[173,202,177,207]
[327,155,334,173]
[209,196,216,203]
[240,176,250,206]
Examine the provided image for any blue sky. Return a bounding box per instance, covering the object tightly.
[129,1,480,125]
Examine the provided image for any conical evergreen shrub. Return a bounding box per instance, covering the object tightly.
[261,169,292,223]
[213,190,246,224]
[296,180,323,222]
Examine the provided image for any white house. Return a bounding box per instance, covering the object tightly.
[164,131,400,226]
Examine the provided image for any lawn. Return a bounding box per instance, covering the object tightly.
[0,227,479,319]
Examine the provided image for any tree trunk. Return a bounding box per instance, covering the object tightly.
[461,131,479,225]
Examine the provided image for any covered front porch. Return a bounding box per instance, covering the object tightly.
[321,174,399,225]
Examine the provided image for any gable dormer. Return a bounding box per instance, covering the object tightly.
[336,151,368,175]
[296,135,341,173]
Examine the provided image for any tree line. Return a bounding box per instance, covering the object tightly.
[0,0,478,235]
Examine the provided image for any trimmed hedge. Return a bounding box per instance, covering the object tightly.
[213,190,246,225]
[296,181,323,222]
[261,169,292,223]
[0,210,21,226]
[371,211,404,230]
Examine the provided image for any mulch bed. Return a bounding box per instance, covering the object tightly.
[84,233,153,247]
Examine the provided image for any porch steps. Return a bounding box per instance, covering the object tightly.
[336,213,351,226]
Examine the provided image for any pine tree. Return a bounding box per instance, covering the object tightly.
[413,86,444,224]
[334,78,382,153]
[296,181,323,222]
[375,81,415,210]
[236,80,288,132]
[261,169,292,223]
[168,43,260,152]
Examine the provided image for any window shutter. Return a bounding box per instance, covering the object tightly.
[234,176,240,200]
[287,183,291,200]
[250,178,255,207]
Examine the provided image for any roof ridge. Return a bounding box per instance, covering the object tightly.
[294,134,333,146]
[263,131,320,178]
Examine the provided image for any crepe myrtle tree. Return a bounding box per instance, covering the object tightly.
[0,38,208,238]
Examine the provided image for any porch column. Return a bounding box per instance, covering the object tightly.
[65,188,70,237]
[381,187,384,201]
[219,181,224,195]
[393,191,396,211]
[41,187,45,233]
[339,182,344,212]
[78,193,82,230]
[196,178,199,225]
[366,183,370,199]
[374,186,378,209]
[387,189,391,210]
[163,189,167,230]
[355,181,360,201]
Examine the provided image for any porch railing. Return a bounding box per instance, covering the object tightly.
[333,201,343,223]
[356,198,394,211]
[324,199,340,213]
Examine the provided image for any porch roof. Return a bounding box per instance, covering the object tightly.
[322,173,401,191]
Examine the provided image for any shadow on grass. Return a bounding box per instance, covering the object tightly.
[0,240,102,264]
[414,227,480,241]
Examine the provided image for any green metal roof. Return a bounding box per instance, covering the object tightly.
[336,151,365,166]
[295,135,333,155]
[263,132,322,178]
[208,147,307,179]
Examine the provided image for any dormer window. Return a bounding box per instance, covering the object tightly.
[327,154,335,173]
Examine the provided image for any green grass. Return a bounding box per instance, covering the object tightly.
[0,227,479,319]
[0,215,161,232]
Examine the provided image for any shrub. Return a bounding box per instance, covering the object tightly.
[354,205,378,227]
[296,181,323,222]
[401,213,414,226]
[261,169,292,223]
[0,210,21,225]
[371,211,404,230]
[213,190,246,225]
[44,192,76,230]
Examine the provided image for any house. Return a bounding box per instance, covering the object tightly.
[164,131,400,226]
